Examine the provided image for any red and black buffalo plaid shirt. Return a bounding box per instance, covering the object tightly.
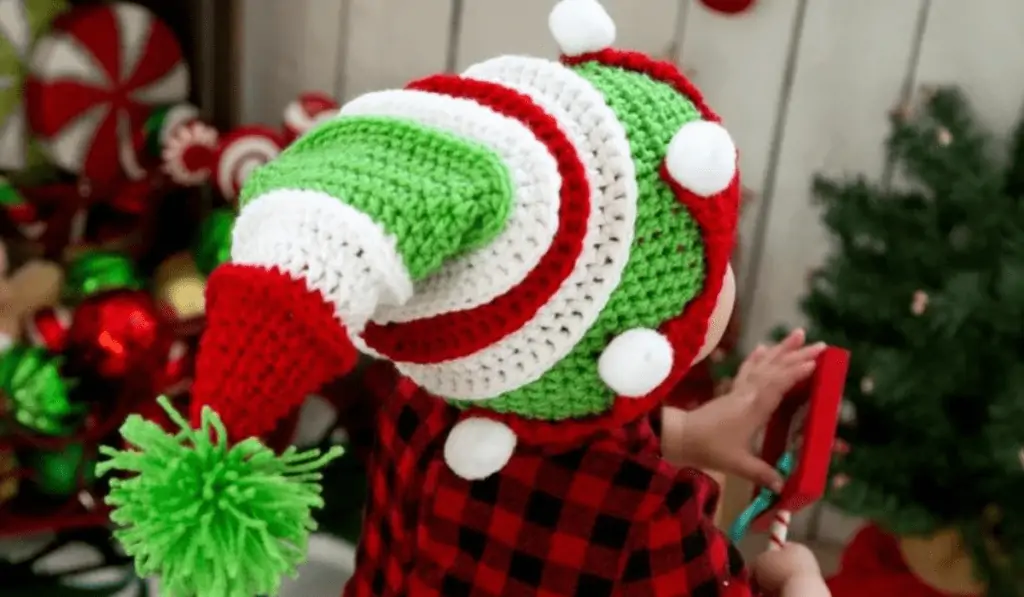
[342,382,752,597]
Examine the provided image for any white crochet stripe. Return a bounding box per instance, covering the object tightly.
[339,89,561,325]
[396,56,638,400]
[230,189,413,334]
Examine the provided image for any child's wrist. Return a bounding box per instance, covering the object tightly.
[660,406,692,465]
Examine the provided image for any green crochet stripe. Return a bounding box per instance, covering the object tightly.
[239,115,514,281]
[465,62,707,420]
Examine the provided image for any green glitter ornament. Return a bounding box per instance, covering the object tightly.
[100,396,343,597]
[0,345,82,435]
[63,250,143,304]
[192,208,235,277]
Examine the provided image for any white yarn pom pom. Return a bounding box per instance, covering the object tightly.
[444,417,518,480]
[548,0,616,57]
[598,328,674,398]
[665,120,737,197]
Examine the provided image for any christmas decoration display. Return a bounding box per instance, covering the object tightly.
[0,447,18,504]
[62,248,141,302]
[191,207,233,276]
[92,1,829,594]
[1,248,188,540]
[25,2,190,186]
[0,0,67,173]
[64,286,172,382]
[0,6,359,593]
[152,250,205,321]
[786,87,1024,595]
[150,102,219,186]
[0,344,81,435]
[27,441,95,496]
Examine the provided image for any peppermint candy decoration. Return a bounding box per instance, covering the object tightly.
[0,0,67,172]
[26,3,190,184]
[282,91,338,144]
[213,126,284,201]
[159,105,218,186]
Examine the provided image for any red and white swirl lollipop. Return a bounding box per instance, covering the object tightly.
[26,3,190,185]
[157,104,219,186]
[282,92,339,144]
[213,126,285,202]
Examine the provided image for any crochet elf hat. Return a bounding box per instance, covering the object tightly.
[101,0,739,594]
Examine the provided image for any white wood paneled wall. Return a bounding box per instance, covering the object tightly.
[237,0,1024,544]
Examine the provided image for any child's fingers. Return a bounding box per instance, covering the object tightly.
[736,344,768,381]
[762,329,806,364]
[773,361,817,395]
[745,344,769,366]
[731,452,785,493]
[777,342,826,367]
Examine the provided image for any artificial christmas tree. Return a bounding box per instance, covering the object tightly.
[792,86,1024,596]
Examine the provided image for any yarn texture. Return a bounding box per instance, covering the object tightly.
[102,1,748,595]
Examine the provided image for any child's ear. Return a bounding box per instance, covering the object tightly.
[692,264,736,365]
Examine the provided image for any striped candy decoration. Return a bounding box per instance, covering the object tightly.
[25,2,189,185]
[0,0,67,172]
[282,92,339,144]
[213,126,285,201]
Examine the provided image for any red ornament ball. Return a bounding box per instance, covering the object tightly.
[700,0,756,15]
[64,289,174,381]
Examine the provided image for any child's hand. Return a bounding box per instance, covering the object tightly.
[753,543,831,597]
[662,329,825,490]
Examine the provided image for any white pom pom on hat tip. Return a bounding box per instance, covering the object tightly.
[598,328,675,398]
[665,120,738,197]
[548,0,616,57]
[444,417,518,480]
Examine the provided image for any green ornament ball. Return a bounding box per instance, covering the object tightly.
[192,209,235,277]
[63,250,143,304]
[29,442,96,496]
[0,344,83,435]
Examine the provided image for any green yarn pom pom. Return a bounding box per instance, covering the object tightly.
[98,396,344,597]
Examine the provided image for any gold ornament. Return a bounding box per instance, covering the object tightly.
[899,528,985,595]
[153,252,206,321]
[937,127,953,146]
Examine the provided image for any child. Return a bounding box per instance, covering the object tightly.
[101,0,831,594]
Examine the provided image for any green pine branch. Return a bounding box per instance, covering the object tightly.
[789,85,1024,596]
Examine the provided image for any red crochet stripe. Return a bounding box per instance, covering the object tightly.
[472,51,740,448]
[191,264,359,441]
[360,74,591,364]
[472,176,739,449]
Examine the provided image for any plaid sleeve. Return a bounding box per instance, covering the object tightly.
[618,471,752,597]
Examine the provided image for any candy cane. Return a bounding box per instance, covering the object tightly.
[768,509,791,550]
